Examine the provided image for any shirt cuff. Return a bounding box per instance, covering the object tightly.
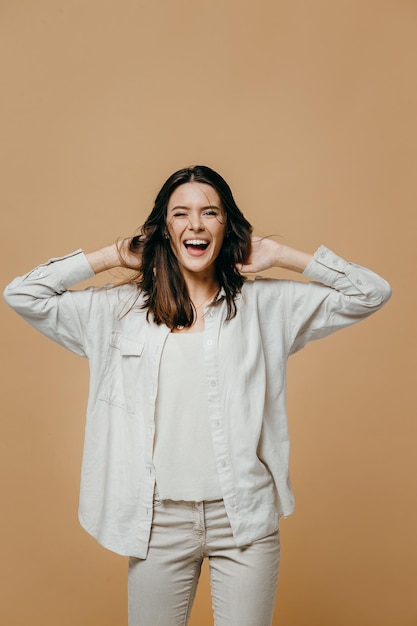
[7,250,95,292]
[303,245,351,287]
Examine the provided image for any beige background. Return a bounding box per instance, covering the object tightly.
[1,1,415,625]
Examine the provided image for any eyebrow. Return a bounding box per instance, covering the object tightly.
[168,204,222,212]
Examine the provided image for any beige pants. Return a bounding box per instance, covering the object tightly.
[128,495,280,626]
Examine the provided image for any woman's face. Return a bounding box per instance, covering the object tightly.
[166,182,227,281]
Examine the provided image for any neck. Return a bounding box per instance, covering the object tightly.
[172,272,219,333]
[182,272,219,305]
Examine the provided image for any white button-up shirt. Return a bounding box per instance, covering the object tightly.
[3,246,391,558]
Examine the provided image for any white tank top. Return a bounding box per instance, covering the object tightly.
[153,332,222,501]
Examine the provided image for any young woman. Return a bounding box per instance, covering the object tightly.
[4,165,391,626]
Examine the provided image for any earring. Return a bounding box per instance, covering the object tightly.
[164,232,169,239]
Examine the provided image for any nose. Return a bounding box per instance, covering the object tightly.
[188,211,204,231]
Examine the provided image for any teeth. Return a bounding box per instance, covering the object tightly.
[184,239,208,245]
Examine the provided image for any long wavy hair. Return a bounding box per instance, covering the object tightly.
[125,165,253,328]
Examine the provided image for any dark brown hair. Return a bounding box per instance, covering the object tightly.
[126,165,253,328]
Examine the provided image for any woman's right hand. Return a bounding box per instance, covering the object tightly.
[86,237,143,274]
[118,236,144,270]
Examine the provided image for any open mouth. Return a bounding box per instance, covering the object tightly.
[184,239,210,255]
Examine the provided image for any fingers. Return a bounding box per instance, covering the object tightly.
[115,237,143,270]
[129,235,144,252]
[235,263,253,273]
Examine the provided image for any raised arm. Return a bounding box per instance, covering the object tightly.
[85,238,142,274]
[236,237,313,274]
[3,239,142,356]
[237,237,392,353]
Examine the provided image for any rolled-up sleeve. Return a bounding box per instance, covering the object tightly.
[3,250,95,357]
[289,246,392,353]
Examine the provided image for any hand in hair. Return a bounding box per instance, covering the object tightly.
[118,236,143,270]
[85,238,143,275]
[236,237,312,274]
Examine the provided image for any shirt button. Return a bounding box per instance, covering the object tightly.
[210,380,217,387]
[207,340,213,346]
[215,420,221,427]
[221,460,228,468]
[320,251,326,258]
[357,279,363,285]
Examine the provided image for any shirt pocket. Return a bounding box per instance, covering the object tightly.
[99,332,144,414]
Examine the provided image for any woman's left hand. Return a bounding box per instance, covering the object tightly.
[236,237,313,274]
[236,237,281,273]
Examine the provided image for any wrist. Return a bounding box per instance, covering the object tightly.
[275,244,312,273]
[86,244,120,274]
[272,242,286,267]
